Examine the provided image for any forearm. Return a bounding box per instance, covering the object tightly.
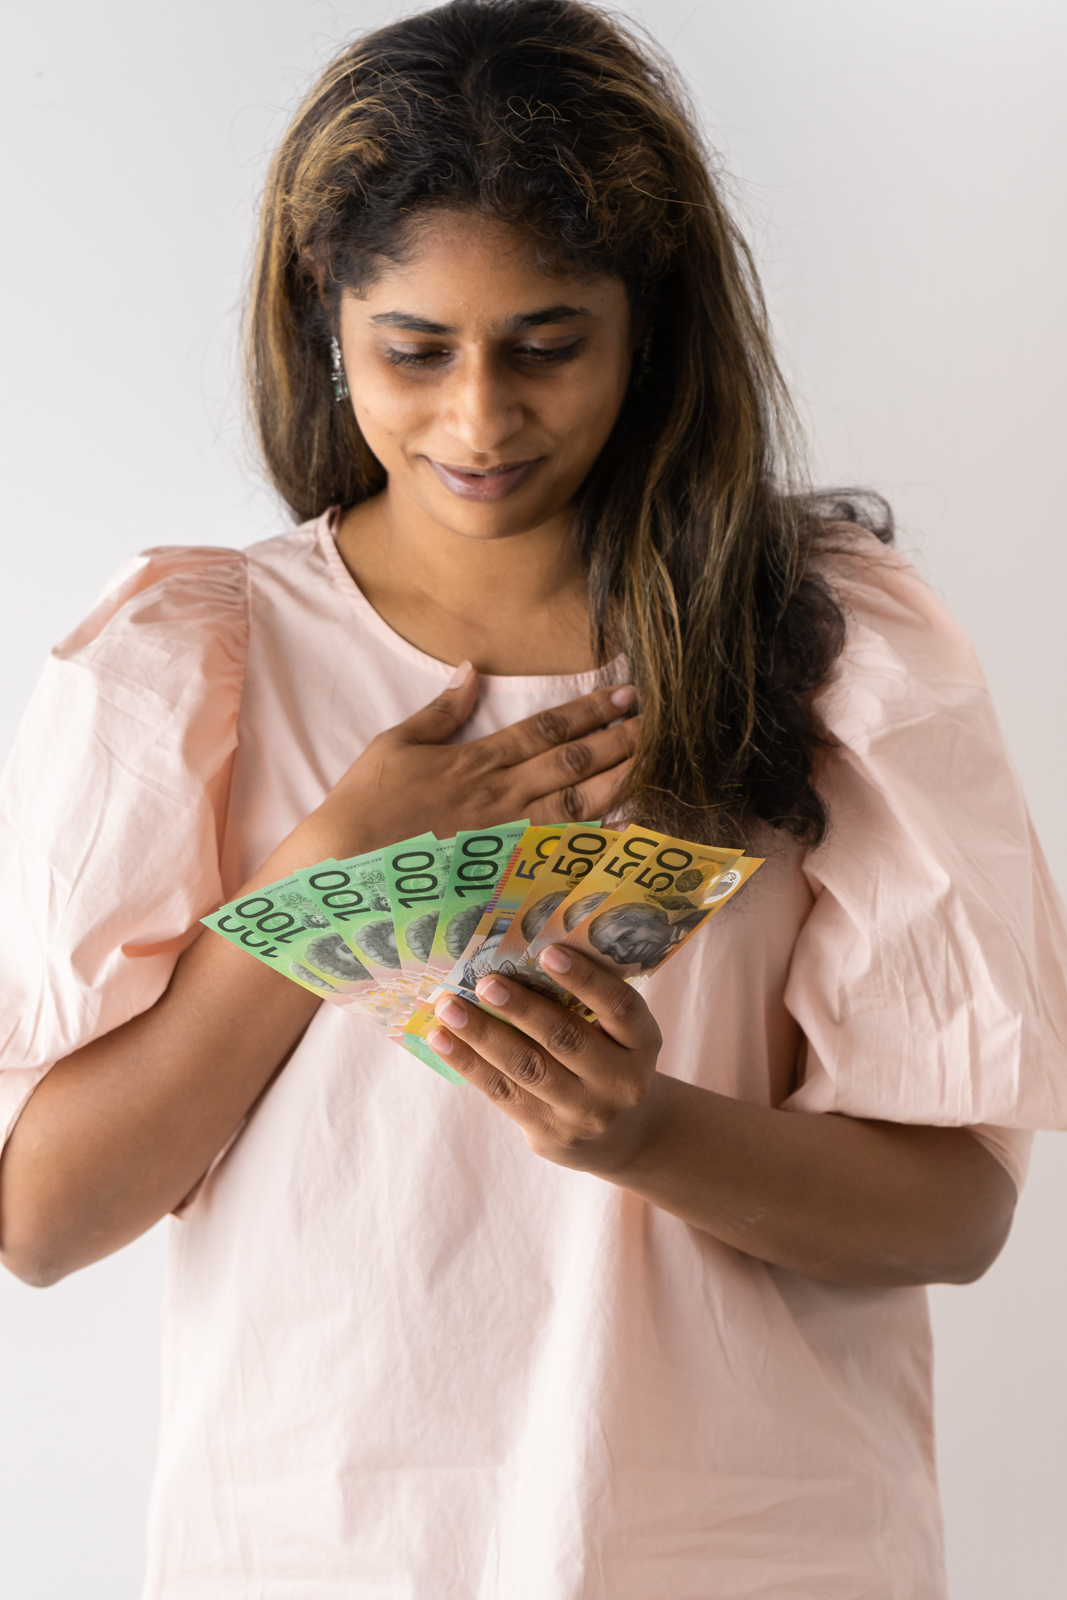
[0,819,340,1287]
[0,928,320,1286]
[423,940,1021,1289]
[613,1075,1019,1287]
[0,770,417,1289]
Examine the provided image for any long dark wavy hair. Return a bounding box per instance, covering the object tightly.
[247,0,892,846]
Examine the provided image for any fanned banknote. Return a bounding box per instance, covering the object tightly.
[503,827,743,1000]
[349,974,429,1040]
[294,852,429,1036]
[382,833,455,980]
[202,878,378,1003]
[294,853,403,986]
[422,819,528,990]
[522,830,760,1004]
[204,816,763,1085]
[401,1028,465,1087]
[486,823,621,981]
[434,822,576,1002]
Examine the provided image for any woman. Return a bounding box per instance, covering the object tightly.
[1,1,1065,1593]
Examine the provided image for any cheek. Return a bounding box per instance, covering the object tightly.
[575,342,633,429]
[348,367,427,445]
[548,368,629,457]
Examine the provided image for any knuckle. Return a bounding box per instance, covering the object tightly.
[607,983,644,1028]
[613,1074,648,1111]
[507,1044,549,1087]
[471,778,506,811]
[533,709,571,747]
[486,1071,520,1105]
[576,1106,613,1142]
[461,743,496,777]
[544,1013,586,1058]
[556,784,586,822]
[556,739,593,778]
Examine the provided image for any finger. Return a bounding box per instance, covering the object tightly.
[472,685,637,770]
[534,944,661,1052]
[514,713,639,804]
[430,990,581,1108]
[471,971,622,1086]
[424,1008,553,1122]
[398,662,480,746]
[527,756,634,827]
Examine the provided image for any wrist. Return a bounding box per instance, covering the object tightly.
[588,1070,681,1184]
[306,789,403,863]
[242,806,377,892]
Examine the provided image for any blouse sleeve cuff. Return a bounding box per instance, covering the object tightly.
[965,1124,1035,1193]
[0,1065,51,1153]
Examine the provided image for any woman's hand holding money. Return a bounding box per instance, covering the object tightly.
[427,945,668,1176]
[427,947,1017,1287]
[302,667,638,864]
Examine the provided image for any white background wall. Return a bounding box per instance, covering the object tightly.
[1,2,1065,1594]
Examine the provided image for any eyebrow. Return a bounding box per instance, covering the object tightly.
[368,304,594,335]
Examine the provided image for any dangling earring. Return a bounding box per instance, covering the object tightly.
[330,335,349,403]
[632,330,654,394]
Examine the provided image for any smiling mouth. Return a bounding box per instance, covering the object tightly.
[428,457,544,502]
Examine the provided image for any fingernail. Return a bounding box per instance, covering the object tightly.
[446,660,473,689]
[427,1028,454,1055]
[435,996,467,1028]
[610,685,636,709]
[539,945,572,974]
[476,976,509,1006]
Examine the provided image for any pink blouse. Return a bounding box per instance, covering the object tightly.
[1,513,1064,1598]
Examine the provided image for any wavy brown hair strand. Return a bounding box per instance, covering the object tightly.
[246,0,893,847]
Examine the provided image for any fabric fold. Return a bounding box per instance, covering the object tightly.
[783,533,1067,1129]
[0,545,248,1077]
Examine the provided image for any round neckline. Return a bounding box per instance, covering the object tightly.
[317,508,626,694]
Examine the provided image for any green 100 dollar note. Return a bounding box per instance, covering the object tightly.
[202,878,377,1002]
[422,819,528,990]
[294,853,404,987]
[382,833,455,980]
[436,822,576,1002]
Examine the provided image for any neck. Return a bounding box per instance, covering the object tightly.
[336,481,595,676]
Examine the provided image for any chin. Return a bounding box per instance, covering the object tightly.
[429,492,569,541]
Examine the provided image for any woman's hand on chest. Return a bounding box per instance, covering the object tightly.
[301,668,638,862]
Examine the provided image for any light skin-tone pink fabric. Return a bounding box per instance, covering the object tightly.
[0,512,1058,1595]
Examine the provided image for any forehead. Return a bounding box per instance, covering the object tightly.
[349,209,627,322]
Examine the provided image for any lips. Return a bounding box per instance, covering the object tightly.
[428,457,543,502]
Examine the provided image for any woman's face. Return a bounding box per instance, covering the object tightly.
[338,211,638,541]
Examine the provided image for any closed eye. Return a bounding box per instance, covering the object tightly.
[515,342,583,365]
[382,340,584,370]
[383,346,450,367]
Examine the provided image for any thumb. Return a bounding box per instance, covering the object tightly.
[400,660,480,745]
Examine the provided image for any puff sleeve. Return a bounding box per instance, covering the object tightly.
[784,533,1067,1133]
[0,546,248,1146]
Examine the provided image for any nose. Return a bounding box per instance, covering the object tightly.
[441,349,524,457]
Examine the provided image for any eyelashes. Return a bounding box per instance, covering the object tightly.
[383,349,450,368]
[383,342,584,369]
